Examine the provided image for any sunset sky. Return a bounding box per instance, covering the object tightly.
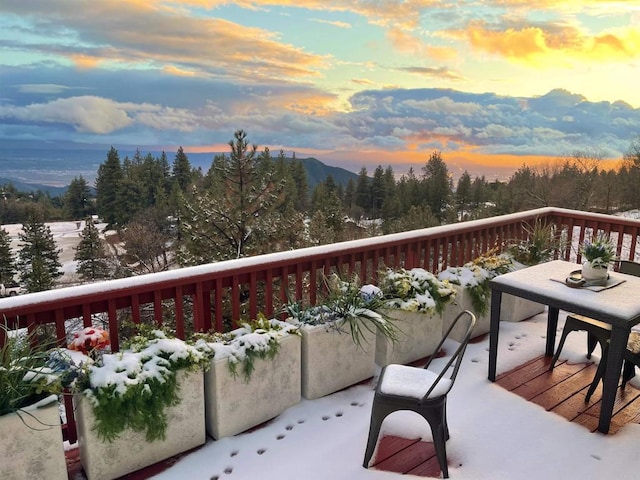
[2,0,640,179]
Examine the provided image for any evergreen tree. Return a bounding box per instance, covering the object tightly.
[17,211,62,292]
[455,171,472,220]
[179,130,304,263]
[383,205,439,234]
[75,217,110,281]
[422,151,451,222]
[310,176,345,238]
[0,228,16,284]
[95,147,123,226]
[354,167,371,215]
[172,146,193,192]
[371,165,386,218]
[64,176,92,220]
[343,178,356,218]
[115,169,146,225]
[290,155,309,212]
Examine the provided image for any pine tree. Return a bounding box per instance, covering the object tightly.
[17,211,62,292]
[456,171,472,221]
[0,228,16,284]
[64,176,92,219]
[179,130,303,263]
[95,147,123,226]
[290,155,309,212]
[74,218,110,281]
[172,146,192,192]
[422,151,451,222]
[354,167,371,215]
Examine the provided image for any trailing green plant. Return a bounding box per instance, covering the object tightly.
[283,273,399,349]
[507,220,566,266]
[74,328,212,442]
[0,323,74,418]
[580,232,616,268]
[195,313,299,382]
[377,267,456,315]
[438,250,513,316]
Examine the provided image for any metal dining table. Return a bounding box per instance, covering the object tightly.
[488,259,640,433]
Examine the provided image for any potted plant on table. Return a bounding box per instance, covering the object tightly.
[375,267,456,367]
[0,325,73,480]
[580,232,615,283]
[283,274,396,399]
[198,314,301,439]
[72,325,212,480]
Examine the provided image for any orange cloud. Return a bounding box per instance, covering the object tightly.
[69,54,103,69]
[163,65,196,76]
[463,21,640,66]
[386,27,457,61]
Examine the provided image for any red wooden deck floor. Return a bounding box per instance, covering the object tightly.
[367,354,640,478]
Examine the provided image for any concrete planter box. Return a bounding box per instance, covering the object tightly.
[501,293,545,322]
[205,333,301,439]
[298,322,375,400]
[442,285,491,342]
[0,398,67,480]
[75,369,205,480]
[375,309,443,367]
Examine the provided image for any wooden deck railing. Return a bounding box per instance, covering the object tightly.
[2,207,640,348]
[2,207,640,443]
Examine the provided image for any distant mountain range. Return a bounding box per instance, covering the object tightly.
[0,140,358,195]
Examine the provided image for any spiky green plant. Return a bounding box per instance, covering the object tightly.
[0,323,69,418]
[283,273,399,349]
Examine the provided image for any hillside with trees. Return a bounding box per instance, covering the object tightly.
[1,130,640,292]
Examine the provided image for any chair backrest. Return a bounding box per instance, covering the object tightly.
[619,260,640,277]
[420,310,476,402]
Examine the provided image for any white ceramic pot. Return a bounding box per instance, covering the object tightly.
[204,333,301,439]
[375,309,443,367]
[75,369,206,480]
[582,261,608,280]
[0,398,67,480]
[299,321,375,400]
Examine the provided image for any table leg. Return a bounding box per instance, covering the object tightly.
[545,307,559,356]
[598,326,629,433]
[488,290,502,382]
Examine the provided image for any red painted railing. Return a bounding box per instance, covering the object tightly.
[2,207,640,443]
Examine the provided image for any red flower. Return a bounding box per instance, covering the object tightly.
[68,327,110,355]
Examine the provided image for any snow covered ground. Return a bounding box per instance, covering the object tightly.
[146,311,640,480]
[2,220,108,284]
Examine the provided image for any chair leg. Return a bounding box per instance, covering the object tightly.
[622,360,636,389]
[443,402,450,441]
[430,419,449,479]
[587,332,599,359]
[585,349,607,403]
[549,329,571,371]
[363,405,386,468]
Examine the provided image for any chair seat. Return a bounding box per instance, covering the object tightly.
[567,314,612,333]
[628,331,640,355]
[380,364,452,399]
